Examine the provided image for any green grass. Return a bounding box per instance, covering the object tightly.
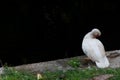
[43,67,120,80]
[1,66,120,80]
[67,57,81,68]
[0,67,36,80]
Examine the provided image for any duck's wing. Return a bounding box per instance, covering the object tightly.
[82,39,101,62]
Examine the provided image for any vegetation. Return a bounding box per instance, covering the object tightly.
[1,66,120,80]
[67,57,81,68]
[43,67,120,80]
[0,58,119,80]
[0,67,36,80]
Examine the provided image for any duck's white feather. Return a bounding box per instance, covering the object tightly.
[82,28,109,68]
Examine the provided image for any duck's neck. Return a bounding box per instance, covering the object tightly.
[84,32,95,39]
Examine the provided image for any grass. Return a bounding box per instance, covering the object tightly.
[0,57,120,80]
[1,66,120,80]
[43,67,120,80]
[0,67,36,80]
[67,57,81,68]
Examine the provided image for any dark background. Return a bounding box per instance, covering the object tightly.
[0,0,120,66]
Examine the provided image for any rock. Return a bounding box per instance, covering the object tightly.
[0,67,4,75]
[1,50,120,74]
[14,58,74,74]
[91,74,113,80]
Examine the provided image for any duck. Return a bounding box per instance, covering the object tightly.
[82,28,110,68]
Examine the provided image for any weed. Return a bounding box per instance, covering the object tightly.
[67,57,81,68]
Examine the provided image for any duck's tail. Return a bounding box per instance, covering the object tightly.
[95,56,110,68]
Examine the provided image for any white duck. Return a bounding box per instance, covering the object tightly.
[82,28,109,68]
